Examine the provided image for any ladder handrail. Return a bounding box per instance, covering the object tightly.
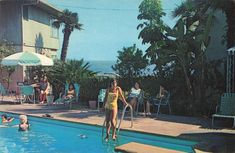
[101,103,133,140]
[117,103,133,132]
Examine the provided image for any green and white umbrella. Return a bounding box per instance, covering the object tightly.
[1,51,54,66]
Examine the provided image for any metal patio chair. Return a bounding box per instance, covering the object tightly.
[151,92,171,116]
[97,89,107,110]
[17,85,35,104]
[212,93,235,128]
[136,90,146,115]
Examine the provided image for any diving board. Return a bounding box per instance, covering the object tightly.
[115,142,184,153]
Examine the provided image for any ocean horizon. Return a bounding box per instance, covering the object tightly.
[86,60,116,73]
[86,60,155,75]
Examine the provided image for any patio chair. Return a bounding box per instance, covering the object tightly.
[212,93,235,128]
[136,90,146,115]
[150,91,171,116]
[17,85,35,104]
[97,89,107,110]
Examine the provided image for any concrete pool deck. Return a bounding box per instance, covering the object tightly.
[0,102,235,153]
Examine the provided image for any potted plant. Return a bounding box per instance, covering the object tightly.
[89,100,97,109]
[88,89,98,109]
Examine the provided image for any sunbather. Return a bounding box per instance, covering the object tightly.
[54,83,75,104]
[143,85,168,116]
[64,83,75,100]
[128,82,141,112]
[39,76,50,104]
[158,85,168,98]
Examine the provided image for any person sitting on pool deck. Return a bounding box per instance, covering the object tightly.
[127,81,141,113]
[39,76,50,104]
[19,115,30,131]
[1,114,14,123]
[63,83,75,100]
[54,83,76,104]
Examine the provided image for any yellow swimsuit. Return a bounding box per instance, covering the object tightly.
[105,89,119,110]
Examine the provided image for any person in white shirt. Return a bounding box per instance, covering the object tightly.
[128,82,141,112]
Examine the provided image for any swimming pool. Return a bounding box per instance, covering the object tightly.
[0,112,197,153]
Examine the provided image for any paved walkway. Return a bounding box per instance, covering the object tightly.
[0,102,235,153]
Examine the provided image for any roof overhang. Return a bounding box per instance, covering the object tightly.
[37,0,62,18]
[0,0,62,17]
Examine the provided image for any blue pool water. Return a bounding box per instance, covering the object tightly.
[0,112,197,153]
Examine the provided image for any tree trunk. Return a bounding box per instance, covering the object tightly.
[199,55,206,113]
[225,3,235,48]
[177,57,193,96]
[61,27,71,62]
[182,65,193,96]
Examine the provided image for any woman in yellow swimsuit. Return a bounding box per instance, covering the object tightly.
[104,78,128,141]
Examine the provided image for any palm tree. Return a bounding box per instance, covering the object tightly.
[53,9,83,61]
[47,59,95,84]
[173,0,235,48]
[45,59,95,98]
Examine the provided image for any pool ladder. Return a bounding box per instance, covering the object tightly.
[102,104,133,140]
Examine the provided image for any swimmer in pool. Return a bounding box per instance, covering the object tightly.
[1,114,14,124]
[18,115,30,131]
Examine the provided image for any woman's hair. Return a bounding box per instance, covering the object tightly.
[108,78,117,88]
[19,115,28,124]
[1,114,7,119]
[134,81,140,89]
[69,83,75,90]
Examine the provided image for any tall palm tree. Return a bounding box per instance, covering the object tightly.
[53,9,83,62]
[173,0,235,48]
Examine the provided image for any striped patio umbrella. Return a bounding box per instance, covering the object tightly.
[1,51,53,66]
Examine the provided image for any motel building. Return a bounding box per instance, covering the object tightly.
[0,0,61,91]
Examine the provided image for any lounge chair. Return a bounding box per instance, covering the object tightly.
[55,83,80,109]
[212,93,235,128]
[150,92,171,116]
[70,83,80,103]
[97,89,107,110]
[136,90,146,115]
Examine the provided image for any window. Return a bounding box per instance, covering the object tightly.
[50,19,59,38]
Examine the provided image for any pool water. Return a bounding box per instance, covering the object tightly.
[0,112,197,153]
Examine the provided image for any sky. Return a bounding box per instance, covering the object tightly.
[48,0,183,61]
